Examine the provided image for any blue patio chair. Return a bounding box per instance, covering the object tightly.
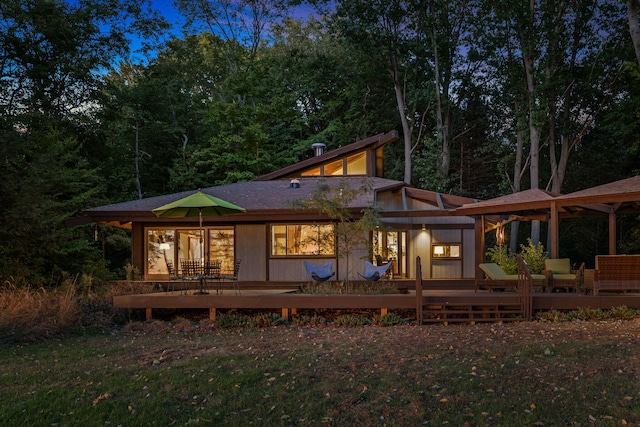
[358,260,392,282]
[303,261,335,283]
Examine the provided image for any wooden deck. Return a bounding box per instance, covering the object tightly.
[112,279,640,323]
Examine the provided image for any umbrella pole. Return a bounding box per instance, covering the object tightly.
[195,208,208,294]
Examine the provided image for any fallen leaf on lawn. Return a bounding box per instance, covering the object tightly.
[92,392,111,406]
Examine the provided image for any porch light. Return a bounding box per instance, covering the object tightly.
[433,245,445,256]
[421,224,426,231]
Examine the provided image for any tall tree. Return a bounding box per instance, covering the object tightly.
[0,0,168,284]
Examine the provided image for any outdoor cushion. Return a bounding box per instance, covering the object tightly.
[479,263,545,281]
[552,273,577,280]
[479,263,510,279]
[545,258,571,275]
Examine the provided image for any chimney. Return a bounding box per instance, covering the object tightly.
[311,142,326,156]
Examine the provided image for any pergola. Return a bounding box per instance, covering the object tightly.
[454,176,640,275]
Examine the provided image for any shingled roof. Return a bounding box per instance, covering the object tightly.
[69,177,405,227]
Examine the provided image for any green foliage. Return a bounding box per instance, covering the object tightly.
[486,239,548,274]
[485,244,518,274]
[333,314,371,326]
[519,239,548,274]
[371,313,410,326]
[216,312,250,328]
[536,306,640,322]
[247,313,285,328]
[292,314,327,326]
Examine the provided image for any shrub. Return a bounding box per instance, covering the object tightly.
[485,245,517,274]
[216,312,250,328]
[333,314,370,327]
[536,309,568,322]
[372,313,410,326]
[292,314,327,326]
[248,313,285,328]
[519,239,548,274]
[609,305,640,320]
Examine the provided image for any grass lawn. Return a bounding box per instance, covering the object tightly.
[1,317,640,426]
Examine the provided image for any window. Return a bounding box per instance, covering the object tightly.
[299,151,368,177]
[146,227,235,278]
[324,159,344,175]
[346,152,366,175]
[432,244,461,259]
[271,224,335,256]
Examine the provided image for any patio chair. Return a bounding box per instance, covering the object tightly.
[303,261,335,283]
[544,258,584,293]
[219,259,241,294]
[164,260,184,292]
[476,262,546,292]
[204,260,222,293]
[358,260,392,282]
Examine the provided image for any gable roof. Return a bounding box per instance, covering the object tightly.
[454,189,561,216]
[554,175,640,208]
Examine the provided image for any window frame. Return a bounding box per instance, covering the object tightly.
[270,223,336,257]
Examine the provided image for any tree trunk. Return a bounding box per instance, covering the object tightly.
[134,118,143,200]
[431,27,450,179]
[510,124,525,254]
[389,55,413,184]
[523,45,541,244]
[629,0,640,66]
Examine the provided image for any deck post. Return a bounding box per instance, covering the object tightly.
[145,307,152,321]
[380,307,387,316]
[282,308,289,319]
[415,256,423,325]
[209,308,216,320]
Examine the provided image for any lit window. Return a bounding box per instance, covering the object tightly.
[346,152,366,175]
[271,224,335,256]
[301,167,321,176]
[324,159,344,175]
[432,244,461,259]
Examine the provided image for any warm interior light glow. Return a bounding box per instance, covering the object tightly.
[496,224,506,246]
[433,246,445,255]
[159,243,171,250]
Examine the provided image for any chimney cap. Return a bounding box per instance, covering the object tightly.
[311,142,326,156]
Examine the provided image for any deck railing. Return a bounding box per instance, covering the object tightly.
[517,255,534,320]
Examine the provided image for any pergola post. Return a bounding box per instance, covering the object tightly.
[550,202,559,259]
[609,211,617,255]
[475,216,486,280]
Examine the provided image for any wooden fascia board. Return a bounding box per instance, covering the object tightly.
[554,192,640,207]
[403,187,477,209]
[453,202,552,216]
[379,209,456,218]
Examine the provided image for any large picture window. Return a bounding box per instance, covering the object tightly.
[271,224,335,256]
[146,227,235,278]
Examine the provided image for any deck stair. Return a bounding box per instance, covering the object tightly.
[420,302,525,324]
[415,256,534,325]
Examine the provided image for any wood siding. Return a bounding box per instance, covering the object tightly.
[236,224,267,281]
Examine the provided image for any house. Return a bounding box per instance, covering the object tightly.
[70,131,479,285]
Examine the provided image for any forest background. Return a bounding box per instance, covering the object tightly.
[1,0,640,286]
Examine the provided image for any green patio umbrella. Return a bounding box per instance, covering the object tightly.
[152,190,245,293]
[152,190,246,219]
